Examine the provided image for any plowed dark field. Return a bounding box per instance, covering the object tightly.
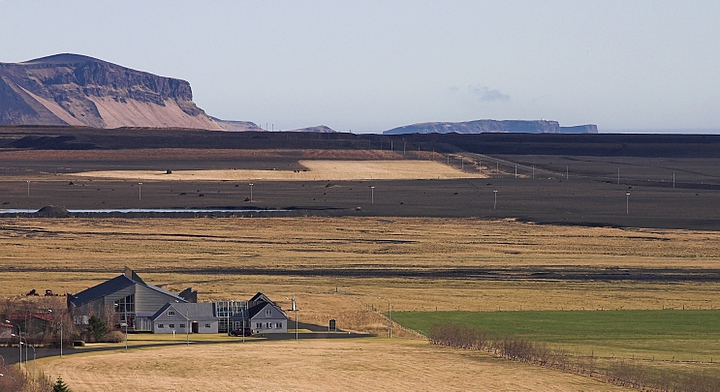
[1,125,719,230]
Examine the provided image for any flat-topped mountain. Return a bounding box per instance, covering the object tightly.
[0,53,222,130]
[384,119,598,135]
[290,125,337,133]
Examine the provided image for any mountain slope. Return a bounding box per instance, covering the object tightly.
[0,53,222,130]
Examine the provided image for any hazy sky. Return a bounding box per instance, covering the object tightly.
[1,1,719,133]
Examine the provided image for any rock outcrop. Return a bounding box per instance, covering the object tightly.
[383,119,598,135]
[0,53,222,130]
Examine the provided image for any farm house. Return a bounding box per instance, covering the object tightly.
[67,267,196,332]
[67,267,287,334]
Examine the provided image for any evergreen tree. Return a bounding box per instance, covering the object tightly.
[53,376,72,392]
[87,315,108,342]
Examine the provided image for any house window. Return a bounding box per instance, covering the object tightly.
[168,311,176,316]
[180,323,186,328]
[266,322,272,328]
[205,324,211,328]
[276,322,282,328]
[114,294,135,313]
[265,309,272,316]
[158,324,164,328]
[169,324,175,328]
[256,322,261,329]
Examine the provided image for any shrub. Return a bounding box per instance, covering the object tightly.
[427,321,720,392]
[0,363,25,391]
[102,330,126,343]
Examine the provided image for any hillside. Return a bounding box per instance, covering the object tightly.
[0,53,222,130]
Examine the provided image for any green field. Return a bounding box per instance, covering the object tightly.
[393,310,720,362]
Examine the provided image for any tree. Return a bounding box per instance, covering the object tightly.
[87,315,108,342]
[53,376,72,392]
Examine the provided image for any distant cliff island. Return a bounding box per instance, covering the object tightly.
[383,120,598,135]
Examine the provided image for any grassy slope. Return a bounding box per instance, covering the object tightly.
[38,338,630,392]
[393,310,720,362]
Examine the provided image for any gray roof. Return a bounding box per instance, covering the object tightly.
[144,282,186,301]
[68,275,135,307]
[250,292,272,303]
[150,302,216,321]
[248,301,286,319]
[69,269,185,308]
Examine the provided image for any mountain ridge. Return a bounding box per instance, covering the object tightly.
[0,53,221,130]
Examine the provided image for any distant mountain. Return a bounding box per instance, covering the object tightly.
[0,53,222,130]
[384,119,598,135]
[289,125,337,133]
[211,117,263,132]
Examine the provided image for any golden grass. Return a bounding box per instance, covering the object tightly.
[68,160,485,181]
[2,217,720,315]
[5,216,715,391]
[38,338,629,392]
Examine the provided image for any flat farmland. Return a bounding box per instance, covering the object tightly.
[395,310,720,362]
[3,216,718,390]
[68,159,484,181]
[2,217,720,319]
[1,148,719,229]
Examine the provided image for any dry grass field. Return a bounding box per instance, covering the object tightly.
[3,216,718,390]
[38,338,629,392]
[2,217,720,322]
[69,159,485,181]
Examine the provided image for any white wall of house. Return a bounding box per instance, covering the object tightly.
[151,304,219,334]
[249,303,288,333]
[250,318,287,333]
[152,319,218,334]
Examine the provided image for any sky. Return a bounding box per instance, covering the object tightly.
[1,0,719,133]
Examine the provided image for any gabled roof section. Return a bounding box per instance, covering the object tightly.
[150,302,216,321]
[68,274,134,307]
[248,301,286,319]
[149,303,173,321]
[143,282,186,303]
[249,292,274,305]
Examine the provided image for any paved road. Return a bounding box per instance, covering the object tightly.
[0,330,373,365]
